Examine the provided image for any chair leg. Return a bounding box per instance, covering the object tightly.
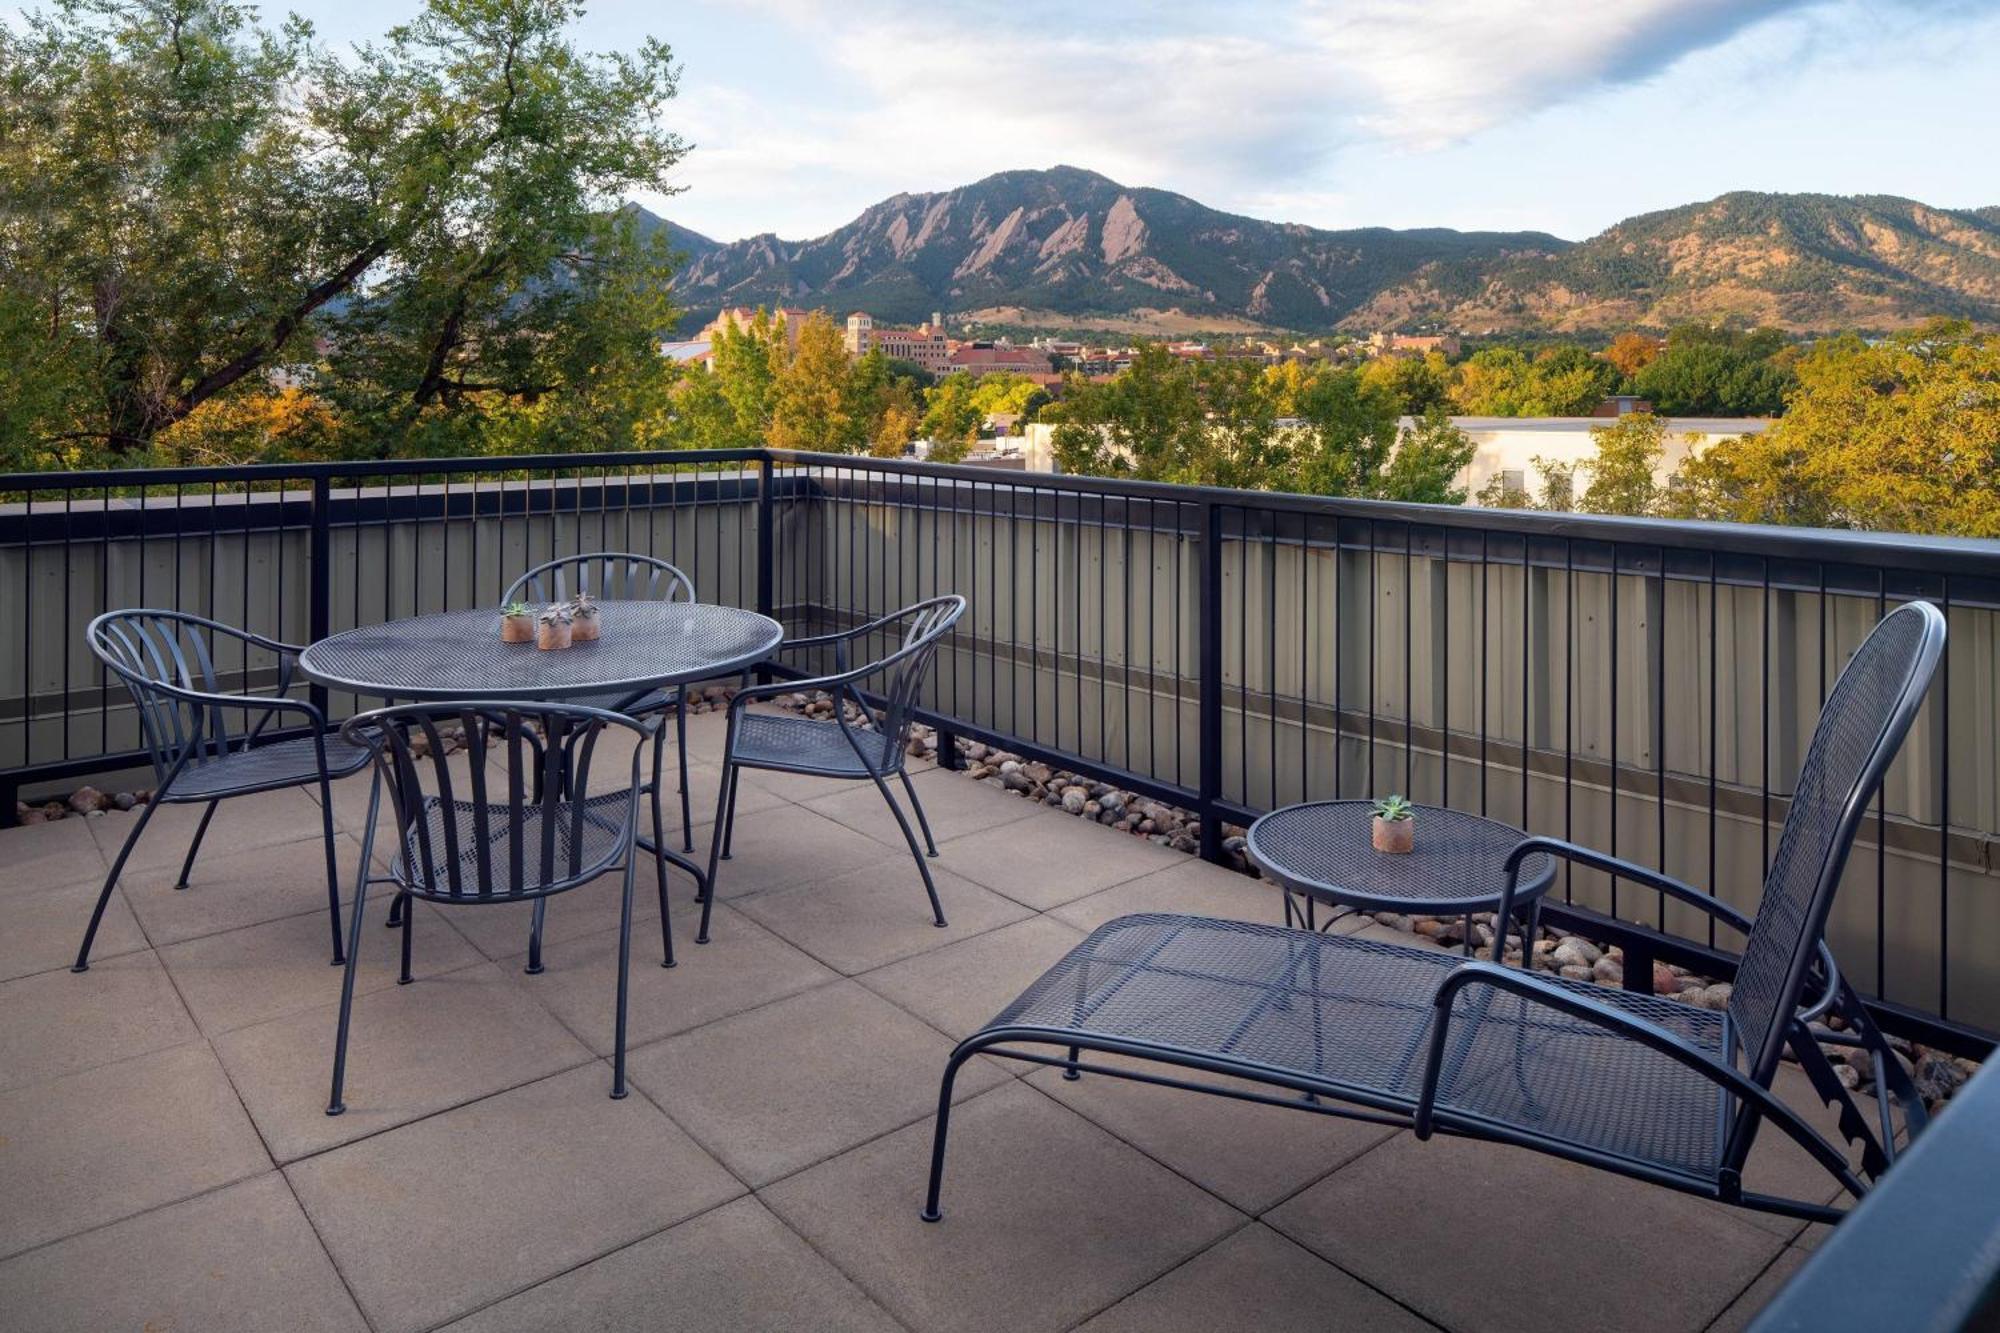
[72,790,167,973]
[868,769,947,927]
[651,770,676,969]
[611,857,638,1099]
[897,770,939,857]
[398,892,414,984]
[172,799,222,890]
[316,775,346,966]
[698,761,735,945]
[526,898,547,975]
[719,768,742,859]
[920,1045,981,1222]
[325,871,374,1116]
[674,693,693,853]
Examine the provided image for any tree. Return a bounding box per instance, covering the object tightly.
[1574,413,1666,515]
[1603,332,1660,379]
[769,311,860,452]
[1290,369,1399,495]
[1049,344,1205,479]
[1379,408,1476,504]
[1661,322,2000,535]
[868,378,920,458]
[1633,325,1793,415]
[1359,350,1454,416]
[0,0,687,457]
[920,373,980,460]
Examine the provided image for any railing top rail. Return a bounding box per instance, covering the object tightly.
[769,448,2000,578]
[0,448,769,492]
[8,445,2000,579]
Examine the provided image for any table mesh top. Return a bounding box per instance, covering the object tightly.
[1246,801,1554,912]
[300,602,784,701]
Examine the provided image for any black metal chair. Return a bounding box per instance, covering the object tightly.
[74,610,372,972]
[922,601,1947,1225]
[327,702,661,1113]
[699,595,966,945]
[504,553,699,854]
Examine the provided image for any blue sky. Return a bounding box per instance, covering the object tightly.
[221,1,2000,241]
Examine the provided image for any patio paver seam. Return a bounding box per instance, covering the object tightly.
[273,1166,383,1333]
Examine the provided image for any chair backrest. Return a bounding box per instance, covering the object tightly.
[86,609,271,781]
[504,553,694,608]
[339,702,648,901]
[1729,600,1946,1085]
[861,595,966,752]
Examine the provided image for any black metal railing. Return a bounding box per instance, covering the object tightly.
[5,447,1998,1054]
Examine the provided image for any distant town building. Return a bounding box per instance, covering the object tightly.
[701,306,811,353]
[1019,413,1774,494]
[847,311,952,374]
[1368,331,1462,357]
[1450,415,1770,504]
[944,341,1059,385]
[1590,395,1655,417]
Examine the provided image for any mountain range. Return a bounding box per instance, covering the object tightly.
[640,166,2000,336]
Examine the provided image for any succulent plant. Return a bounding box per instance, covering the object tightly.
[538,603,573,625]
[501,600,534,618]
[1371,794,1414,822]
[567,589,598,615]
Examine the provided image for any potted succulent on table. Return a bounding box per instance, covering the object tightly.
[500,600,536,644]
[568,589,601,642]
[1371,794,1415,853]
[536,603,573,651]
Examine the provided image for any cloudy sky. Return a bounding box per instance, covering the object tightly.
[291,0,2000,241]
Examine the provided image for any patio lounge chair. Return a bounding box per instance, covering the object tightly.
[699,595,966,945]
[74,610,372,972]
[921,600,1946,1225]
[327,702,661,1112]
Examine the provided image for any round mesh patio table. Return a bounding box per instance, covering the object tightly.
[298,601,784,705]
[300,601,784,902]
[1246,801,1554,946]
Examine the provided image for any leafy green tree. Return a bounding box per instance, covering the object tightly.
[1049,344,1204,479]
[1661,322,2000,535]
[1379,408,1476,504]
[0,0,686,458]
[920,373,980,459]
[1290,368,1399,494]
[1451,347,1537,416]
[769,311,861,452]
[1358,350,1453,415]
[1574,413,1666,515]
[1633,325,1793,415]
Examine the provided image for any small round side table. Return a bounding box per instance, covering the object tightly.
[1245,801,1556,955]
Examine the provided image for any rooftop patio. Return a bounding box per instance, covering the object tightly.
[1,701,1852,1333]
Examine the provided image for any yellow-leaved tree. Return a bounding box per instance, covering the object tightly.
[1663,321,2000,535]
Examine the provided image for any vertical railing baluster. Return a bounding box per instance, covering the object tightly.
[1197,500,1223,863]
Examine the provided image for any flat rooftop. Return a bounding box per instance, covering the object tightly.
[0,707,1840,1332]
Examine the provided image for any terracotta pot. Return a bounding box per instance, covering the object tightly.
[571,609,601,642]
[536,620,572,651]
[1372,815,1414,854]
[500,613,535,644]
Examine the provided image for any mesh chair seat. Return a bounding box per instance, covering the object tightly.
[388,789,635,901]
[730,711,898,777]
[991,913,1732,1183]
[164,733,375,801]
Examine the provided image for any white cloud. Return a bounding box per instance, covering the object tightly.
[651,0,1994,240]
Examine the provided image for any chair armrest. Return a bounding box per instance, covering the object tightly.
[1413,960,1865,1197]
[138,676,330,730]
[1501,836,1750,933]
